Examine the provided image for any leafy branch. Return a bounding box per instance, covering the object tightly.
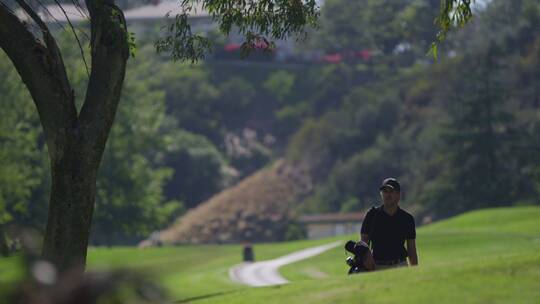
[430,0,475,58]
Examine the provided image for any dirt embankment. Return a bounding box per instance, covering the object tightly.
[157,159,312,244]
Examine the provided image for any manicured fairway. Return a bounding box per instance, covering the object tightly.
[0,235,343,300]
[229,206,540,303]
[1,206,539,303]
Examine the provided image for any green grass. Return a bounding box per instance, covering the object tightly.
[0,236,343,300]
[1,206,539,303]
[242,206,540,303]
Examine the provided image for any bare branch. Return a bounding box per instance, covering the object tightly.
[14,0,49,32]
[35,0,68,32]
[0,0,16,14]
[52,0,90,77]
[13,0,72,90]
[69,0,90,20]
[0,1,77,152]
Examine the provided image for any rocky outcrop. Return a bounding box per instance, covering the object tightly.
[158,159,311,244]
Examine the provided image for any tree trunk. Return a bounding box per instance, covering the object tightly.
[42,135,98,269]
[0,225,9,257]
[1,1,129,271]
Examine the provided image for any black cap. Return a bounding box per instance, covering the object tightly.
[379,178,401,192]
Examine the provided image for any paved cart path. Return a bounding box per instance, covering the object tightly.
[228,241,342,287]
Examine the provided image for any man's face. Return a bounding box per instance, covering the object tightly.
[380,188,400,206]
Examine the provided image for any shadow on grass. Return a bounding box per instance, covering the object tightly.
[174,284,287,303]
[174,289,242,303]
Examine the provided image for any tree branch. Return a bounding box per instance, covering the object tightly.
[78,0,129,165]
[0,2,77,158]
[14,0,49,33]
[13,0,74,105]
[51,0,90,77]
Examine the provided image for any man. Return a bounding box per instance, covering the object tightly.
[360,178,418,270]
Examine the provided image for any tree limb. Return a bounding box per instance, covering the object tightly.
[14,0,49,33]
[14,0,74,100]
[78,0,129,165]
[51,0,90,77]
[0,2,77,158]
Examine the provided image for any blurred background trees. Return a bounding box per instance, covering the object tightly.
[1,0,539,248]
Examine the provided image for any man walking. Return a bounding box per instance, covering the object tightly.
[360,178,418,270]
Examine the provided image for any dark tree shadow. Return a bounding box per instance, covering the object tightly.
[174,289,242,303]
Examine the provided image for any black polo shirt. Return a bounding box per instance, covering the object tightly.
[360,205,416,261]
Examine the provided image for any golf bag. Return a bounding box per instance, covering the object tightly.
[345,240,370,274]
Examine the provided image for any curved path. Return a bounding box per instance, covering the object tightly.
[229,241,342,287]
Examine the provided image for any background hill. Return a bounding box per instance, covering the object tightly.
[158,159,312,244]
[1,0,539,246]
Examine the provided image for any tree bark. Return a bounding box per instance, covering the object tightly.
[42,140,98,269]
[45,0,129,271]
[0,1,129,271]
[0,226,9,257]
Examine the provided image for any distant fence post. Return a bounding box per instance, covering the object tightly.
[242,244,254,262]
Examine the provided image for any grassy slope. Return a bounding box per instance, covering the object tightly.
[1,206,539,303]
[206,206,540,303]
[0,236,341,300]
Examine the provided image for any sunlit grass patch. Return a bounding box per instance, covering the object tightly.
[1,206,539,303]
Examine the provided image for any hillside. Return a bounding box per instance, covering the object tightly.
[196,206,540,303]
[270,206,540,303]
[157,159,312,244]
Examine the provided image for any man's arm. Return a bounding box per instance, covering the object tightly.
[360,233,370,244]
[360,208,374,244]
[362,248,376,271]
[406,239,418,266]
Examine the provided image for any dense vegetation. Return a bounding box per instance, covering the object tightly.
[287,0,540,219]
[1,0,539,247]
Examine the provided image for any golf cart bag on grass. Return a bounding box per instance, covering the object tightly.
[345,240,371,274]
